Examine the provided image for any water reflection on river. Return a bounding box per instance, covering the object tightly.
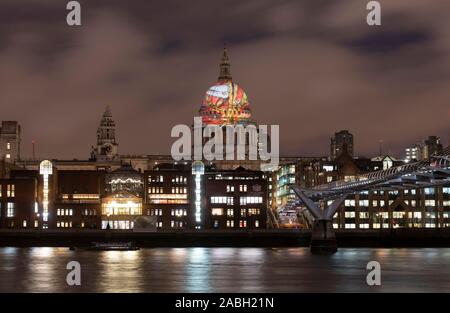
[0,247,449,292]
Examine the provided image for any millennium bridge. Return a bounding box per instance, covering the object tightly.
[277,146,450,253]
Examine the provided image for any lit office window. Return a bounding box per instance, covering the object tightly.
[226,220,234,228]
[359,212,369,218]
[239,196,262,205]
[23,220,27,228]
[212,208,224,216]
[6,142,11,150]
[344,223,356,229]
[7,184,15,197]
[248,208,260,216]
[255,220,260,228]
[424,188,435,195]
[227,209,234,217]
[211,197,227,204]
[359,200,369,207]
[344,212,355,218]
[425,200,435,207]
[7,203,14,217]
[239,220,247,228]
[344,199,355,207]
[226,185,235,193]
[393,212,405,218]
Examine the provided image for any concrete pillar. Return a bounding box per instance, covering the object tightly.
[310,219,337,254]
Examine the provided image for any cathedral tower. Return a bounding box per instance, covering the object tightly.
[93,106,119,161]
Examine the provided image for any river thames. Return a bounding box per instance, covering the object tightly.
[0,247,449,292]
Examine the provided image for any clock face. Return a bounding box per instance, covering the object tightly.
[105,145,112,153]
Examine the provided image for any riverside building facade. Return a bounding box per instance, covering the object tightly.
[0,48,448,231]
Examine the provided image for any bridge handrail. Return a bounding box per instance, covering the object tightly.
[312,146,449,191]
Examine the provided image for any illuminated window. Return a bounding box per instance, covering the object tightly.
[359,200,369,207]
[212,208,223,216]
[344,199,355,207]
[5,154,11,159]
[34,220,38,228]
[6,142,11,150]
[425,200,435,207]
[239,196,262,205]
[240,209,246,217]
[255,220,260,228]
[226,185,234,193]
[226,220,234,228]
[359,212,369,218]
[171,209,187,217]
[443,187,450,194]
[7,203,14,217]
[239,220,247,228]
[344,212,355,218]
[248,208,260,216]
[239,185,247,192]
[345,223,356,229]
[359,223,369,229]
[227,209,234,217]
[424,188,435,195]
[7,184,15,197]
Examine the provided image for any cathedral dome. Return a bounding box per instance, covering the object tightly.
[199,46,253,126]
[200,81,252,125]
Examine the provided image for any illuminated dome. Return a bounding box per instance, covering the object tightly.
[199,47,253,125]
[200,81,252,125]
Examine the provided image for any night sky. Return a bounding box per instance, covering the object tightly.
[0,0,449,160]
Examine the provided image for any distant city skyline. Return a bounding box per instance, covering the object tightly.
[0,0,449,159]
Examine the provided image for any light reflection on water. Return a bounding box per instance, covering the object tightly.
[0,247,449,292]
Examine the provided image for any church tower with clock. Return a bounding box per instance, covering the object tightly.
[92,106,119,161]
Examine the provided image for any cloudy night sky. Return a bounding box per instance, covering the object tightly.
[0,0,449,160]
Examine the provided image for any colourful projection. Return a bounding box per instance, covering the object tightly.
[199,82,252,125]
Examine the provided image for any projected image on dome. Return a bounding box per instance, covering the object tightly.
[200,81,252,125]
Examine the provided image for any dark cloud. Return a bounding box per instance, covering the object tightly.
[0,0,448,160]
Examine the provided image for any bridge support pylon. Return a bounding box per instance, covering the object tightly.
[310,219,337,254]
[291,186,347,254]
